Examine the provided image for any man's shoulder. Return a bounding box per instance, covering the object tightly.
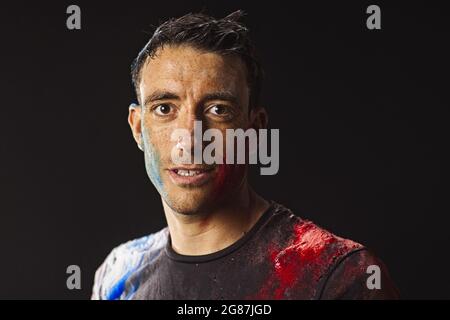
[269,202,364,257]
[259,203,365,298]
[91,227,169,300]
[264,202,398,299]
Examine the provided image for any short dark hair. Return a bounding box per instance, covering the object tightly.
[131,10,263,109]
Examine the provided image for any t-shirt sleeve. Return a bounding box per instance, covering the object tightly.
[91,229,168,300]
[319,248,400,299]
[91,247,119,300]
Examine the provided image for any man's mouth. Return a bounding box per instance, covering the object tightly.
[167,167,215,186]
[172,169,207,177]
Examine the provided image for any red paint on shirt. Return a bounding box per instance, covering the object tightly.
[252,220,362,299]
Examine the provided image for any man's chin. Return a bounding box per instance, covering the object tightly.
[162,189,219,215]
[163,201,209,216]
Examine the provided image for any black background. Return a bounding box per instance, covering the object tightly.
[0,1,448,299]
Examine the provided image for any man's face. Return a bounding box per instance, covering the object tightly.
[129,45,262,215]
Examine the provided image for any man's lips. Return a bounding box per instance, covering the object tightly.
[169,166,214,176]
[166,166,215,187]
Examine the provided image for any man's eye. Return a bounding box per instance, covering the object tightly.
[154,104,173,116]
[208,105,229,116]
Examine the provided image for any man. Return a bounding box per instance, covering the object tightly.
[91,11,399,300]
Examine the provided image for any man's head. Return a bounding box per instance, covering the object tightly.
[128,11,267,215]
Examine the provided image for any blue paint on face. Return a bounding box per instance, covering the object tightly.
[142,131,167,199]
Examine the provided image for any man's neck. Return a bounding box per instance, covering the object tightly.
[162,186,269,256]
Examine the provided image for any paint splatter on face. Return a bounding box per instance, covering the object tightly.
[210,156,246,203]
[142,131,166,198]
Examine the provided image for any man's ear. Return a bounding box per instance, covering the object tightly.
[128,103,144,151]
[250,106,268,130]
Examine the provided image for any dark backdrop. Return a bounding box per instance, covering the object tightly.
[0,1,448,299]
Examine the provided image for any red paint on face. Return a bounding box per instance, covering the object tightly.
[252,221,361,299]
[211,161,245,201]
[212,163,228,196]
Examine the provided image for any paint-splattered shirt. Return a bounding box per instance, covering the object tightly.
[91,202,399,300]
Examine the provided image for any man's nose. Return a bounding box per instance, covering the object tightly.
[176,109,205,158]
[179,110,199,135]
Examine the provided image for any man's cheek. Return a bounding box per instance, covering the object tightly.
[141,132,168,191]
[143,140,164,191]
[143,126,173,158]
[212,163,245,198]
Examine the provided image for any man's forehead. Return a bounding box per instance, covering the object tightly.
[139,45,248,95]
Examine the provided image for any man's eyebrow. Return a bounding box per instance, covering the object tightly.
[143,91,180,106]
[201,92,238,105]
[143,91,239,106]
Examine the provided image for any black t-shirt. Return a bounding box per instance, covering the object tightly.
[92,202,399,299]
